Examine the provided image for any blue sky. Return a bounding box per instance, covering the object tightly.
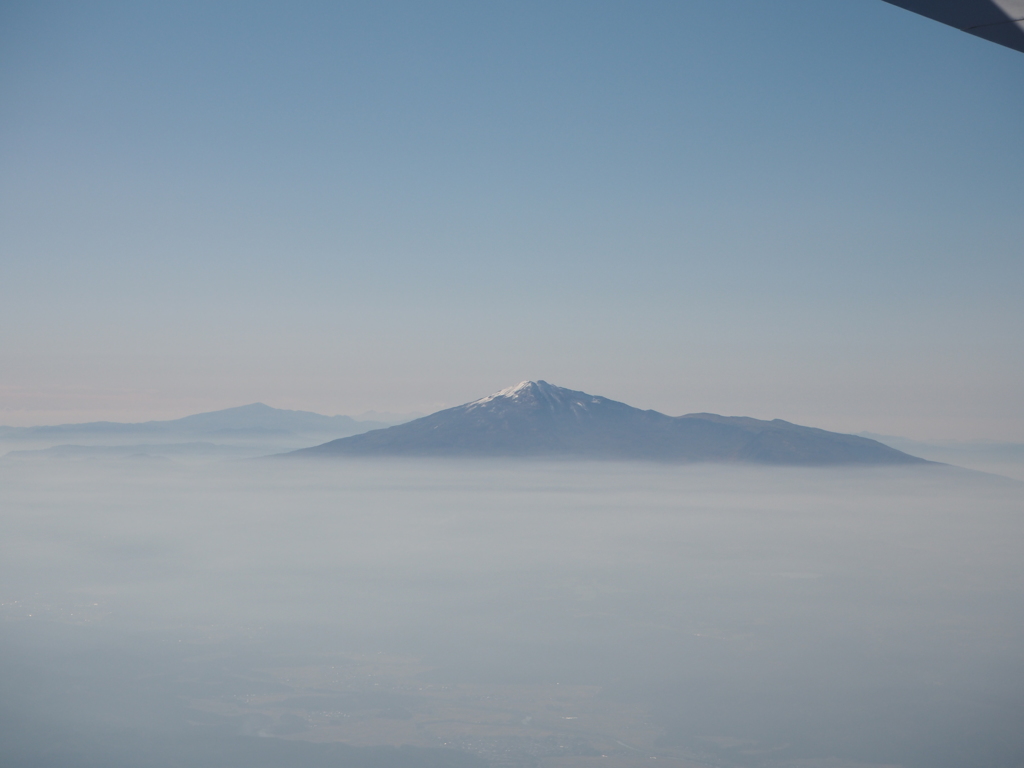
[1,1,1022,438]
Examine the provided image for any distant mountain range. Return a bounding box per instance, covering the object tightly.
[0,403,389,443]
[289,381,928,465]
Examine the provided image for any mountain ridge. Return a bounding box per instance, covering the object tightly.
[0,403,389,440]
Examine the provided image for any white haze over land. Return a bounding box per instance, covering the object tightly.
[2,455,1022,768]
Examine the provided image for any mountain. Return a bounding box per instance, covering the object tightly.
[288,381,928,465]
[0,403,388,442]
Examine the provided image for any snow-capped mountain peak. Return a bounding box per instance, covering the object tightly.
[468,381,535,407]
[463,380,599,412]
[290,381,927,465]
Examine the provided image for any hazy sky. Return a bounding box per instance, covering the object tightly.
[2,1,1022,439]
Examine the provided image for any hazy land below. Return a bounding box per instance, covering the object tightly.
[1,454,1022,768]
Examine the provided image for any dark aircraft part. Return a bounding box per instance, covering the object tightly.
[883,0,1024,52]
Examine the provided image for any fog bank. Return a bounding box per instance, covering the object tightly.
[1,457,1021,768]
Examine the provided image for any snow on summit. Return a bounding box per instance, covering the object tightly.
[463,381,602,412]
[467,381,535,407]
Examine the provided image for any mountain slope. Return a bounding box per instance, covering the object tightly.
[290,381,926,465]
